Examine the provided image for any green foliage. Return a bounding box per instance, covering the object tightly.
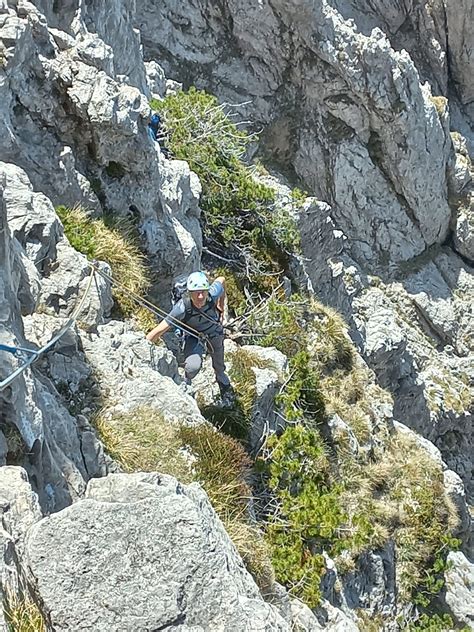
[155,88,299,276]
[257,294,305,357]
[277,351,325,423]
[265,426,334,606]
[406,612,467,631]
[248,291,459,613]
[210,267,247,317]
[265,425,373,607]
[56,205,154,330]
[291,187,308,205]
[412,535,461,610]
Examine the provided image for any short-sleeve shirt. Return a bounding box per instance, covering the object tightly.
[165,280,224,337]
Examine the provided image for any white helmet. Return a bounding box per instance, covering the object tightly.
[186,271,210,291]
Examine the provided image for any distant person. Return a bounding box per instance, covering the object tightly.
[146,271,235,406]
[147,112,171,158]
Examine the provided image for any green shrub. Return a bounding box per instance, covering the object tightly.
[210,267,247,317]
[0,422,26,465]
[248,292,459,611]
[264,425,373,607]
[154,88,300,278]
[406,612,469,631]
[56,205,154,331]
[277,350,325,423]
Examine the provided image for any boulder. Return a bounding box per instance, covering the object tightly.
[26,472,289,631]
[444,551,474,629]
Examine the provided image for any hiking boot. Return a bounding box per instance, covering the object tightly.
[218,383,236,409]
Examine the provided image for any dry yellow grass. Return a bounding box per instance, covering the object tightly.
[56,205,153,330]
[93,408,193,482]
[3,589,46,632]
[338,431,460,598]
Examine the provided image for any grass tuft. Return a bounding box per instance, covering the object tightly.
[56,205,154,331]
[3,589,46,632]
[93,408,192,481]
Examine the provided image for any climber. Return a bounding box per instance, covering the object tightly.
[147,112,171,158]
[146,271,235,406]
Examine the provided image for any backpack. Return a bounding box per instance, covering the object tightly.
[171,276,194,344]
[172,275,192,318]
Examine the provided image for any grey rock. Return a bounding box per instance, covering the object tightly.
[0,176,94,512]
[0,161,61,271]
[327,414,360,456]
[393,421,445,470]
[0,1,202,292]
[145,60,166,99]
[444,551,474,629]
[38,241,113,329]
[80,320,205,425]
[249,365,285,456]
[0,466,41,546]
[26,472,289,631]
[453,192,474,262]
[0,431,7,465]
[445,0,474,110]
[443,469,472,547]
[341,543,396,617]
[142,0,453,266]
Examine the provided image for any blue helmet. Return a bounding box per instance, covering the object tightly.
[150,112,161,127]
[187,271,210,291]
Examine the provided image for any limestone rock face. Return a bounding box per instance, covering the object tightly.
[0,0,202,289]
[0,466,41,547]
[445,0,474,115]
[1,0,473,627]
[141,0,453,268]
[444,551,474,629]
[0,466,42,628]
[26,472,289,631]
[1,177,91,512]
[79,320,205,425]
[139,1,474,505]
[0,0,206,513]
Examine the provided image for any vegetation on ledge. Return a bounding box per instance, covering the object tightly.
[56,205,155,331]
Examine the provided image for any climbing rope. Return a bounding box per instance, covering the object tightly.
[0,266,96,392]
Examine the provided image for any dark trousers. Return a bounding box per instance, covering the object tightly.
[183,335,230,387]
